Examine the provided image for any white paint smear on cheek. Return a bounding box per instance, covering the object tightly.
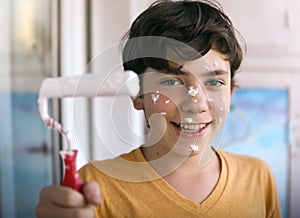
[151,91,160,104]
[218,117,223,124]
[208,98,214,102]
[214,60,218,67]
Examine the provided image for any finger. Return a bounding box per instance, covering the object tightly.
[40,185,86,207]
[35,203,95,218]
[82,181,101,205]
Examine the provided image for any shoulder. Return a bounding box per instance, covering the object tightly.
[217,149,274,177]
[78,161,101,181]
[78,148,153,182]
[216,150,282,216]
[218,149,269,166]
[79,148,141,171]
[217,149,279,193]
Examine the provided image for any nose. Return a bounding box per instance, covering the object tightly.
[180,84,209,114]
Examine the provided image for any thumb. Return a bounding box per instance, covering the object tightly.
[82,181,101,205]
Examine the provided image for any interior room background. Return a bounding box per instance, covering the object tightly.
[1,0,300,217]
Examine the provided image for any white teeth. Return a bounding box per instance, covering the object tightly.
[179,123,206,131]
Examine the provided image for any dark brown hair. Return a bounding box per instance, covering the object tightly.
[122,0,244,87]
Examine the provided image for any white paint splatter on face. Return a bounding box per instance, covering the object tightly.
[214,60,218,67]
[208,98,214,102]
[219,107,224,111]
[189,144,199,153]
[188,86,199,97]
[160,112,167,116]
[165,99,171,104]
[151,91,160,104]
[184,117,193,123]
[218,117,223,124]
[193,99,198,103]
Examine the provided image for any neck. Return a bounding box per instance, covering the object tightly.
[141,144,217,176]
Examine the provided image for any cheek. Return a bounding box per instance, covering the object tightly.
[210,93,231,120]
[144,93,177,117]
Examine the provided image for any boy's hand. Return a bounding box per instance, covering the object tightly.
[35,181,101,218]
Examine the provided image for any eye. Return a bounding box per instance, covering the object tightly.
[160,78,182,86]
[205,79,225,87]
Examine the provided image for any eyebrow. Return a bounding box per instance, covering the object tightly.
[202,70,229,77]
[158,69,229,77]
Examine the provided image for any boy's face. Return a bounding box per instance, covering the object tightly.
[135,49,232,157]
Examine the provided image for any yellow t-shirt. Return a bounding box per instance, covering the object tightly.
[78,148,282,218]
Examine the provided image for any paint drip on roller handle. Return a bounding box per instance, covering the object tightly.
[43,117,84,191]
[37,69,140,191]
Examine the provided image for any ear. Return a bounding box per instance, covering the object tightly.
[133,97,144,110]
[230,78,237,96]
[230,86,235,96]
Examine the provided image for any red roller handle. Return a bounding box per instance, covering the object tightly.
[60,149,83,192]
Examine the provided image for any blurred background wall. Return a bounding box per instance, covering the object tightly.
[1,0,299,217]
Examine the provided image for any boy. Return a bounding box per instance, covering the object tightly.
[36,0,282,217]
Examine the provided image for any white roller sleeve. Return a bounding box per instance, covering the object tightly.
[38,70,140,121]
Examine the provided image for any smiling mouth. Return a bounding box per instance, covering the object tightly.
[171,122,208,133]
